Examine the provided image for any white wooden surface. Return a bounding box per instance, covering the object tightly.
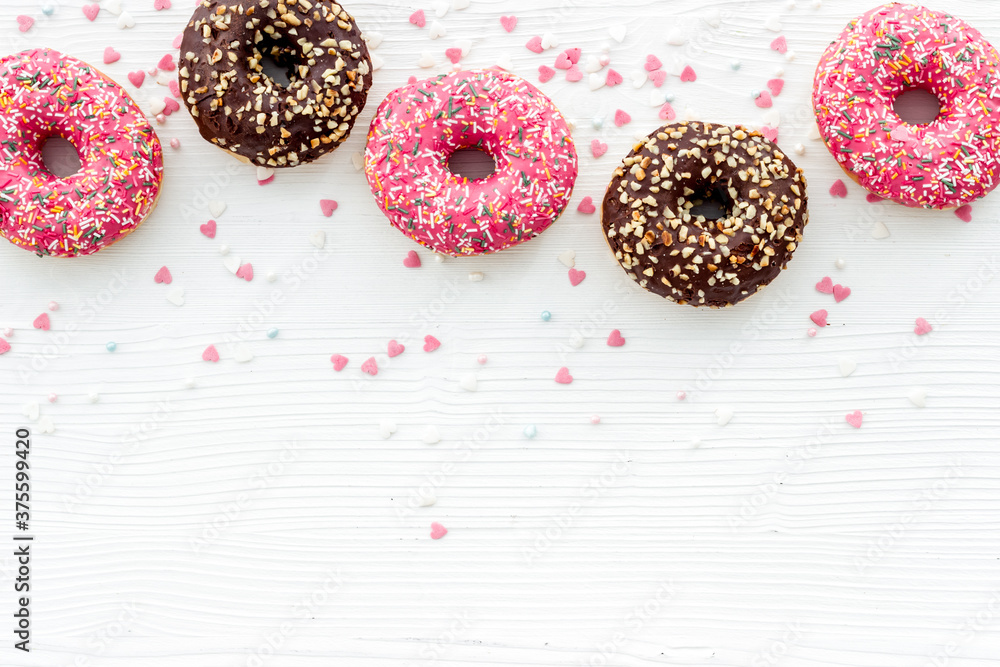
[2,0,1000,665]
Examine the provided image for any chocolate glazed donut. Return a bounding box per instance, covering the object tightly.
[178,0,372,167]
[602,122,808,308]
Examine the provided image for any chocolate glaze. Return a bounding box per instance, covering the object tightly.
[601,122,808,308]
[179,0,372,167]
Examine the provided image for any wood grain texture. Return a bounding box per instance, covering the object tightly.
[1,0,1000,665]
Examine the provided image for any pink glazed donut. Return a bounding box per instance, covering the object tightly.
[364,69,578,256]
[0,49,164,257]
[813,3,1000,209]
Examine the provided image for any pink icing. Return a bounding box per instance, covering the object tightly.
[0,49,164,257]
[364,69,578,256]
[813,3,1000,209]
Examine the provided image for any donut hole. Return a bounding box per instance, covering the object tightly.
[688,186,733,221]
[41,136,82,178]
[893,88,942,125]
[259,53,293,88]
[448,148,497,180]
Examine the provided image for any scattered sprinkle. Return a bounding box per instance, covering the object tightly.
[266,328,279,339]
[914,317,933,335]
[106,341,117,352]
[845,410,863,428]
[403,250,421,268]
[154,266,172,284]
[423,335,441,352]
[606,329,625,347]
[387,340,405,357]
[829,179,848,198]
[331,354,348,371]
[568,268,586,286]
[430,522,448,540]
[523,424,537,438]
[555,367,573,384]
[810,309,829,327]
[202,344,219,362]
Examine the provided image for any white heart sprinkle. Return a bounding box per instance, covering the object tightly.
[457,39,472,56]
[256,166,273,181]
[763,14,783,31]
[808,124,822,141]
[428,21,447,39]
[38,416,55,434]
[468,271,484,282]
[871,220,891,239]
[451,0,469,9]
[584,55,603,73]
[223,255,242,274]
[608,24,627,42]
[569,332,584,349]
[22,402,39,421]
[116,10,135,29]
[149,97,166,115]
[557,250,575,268]
[155,71,173,87]
[309,230,326,249]
[166,286,185,306]
[588,73,605,91]
[370,53,384,71]
[630,70,647,88]
[418,52,435,68]
[208,200,227,217]
[233,344,254,363]
[351,152,364,171]
[541,32,558,50]
[363,31,384,49]
[908,387,928,408]
[666,29,688,46]
[87,391,100,403]
[103,0,122,15]
[459,373,478,392]
[649,89,667,107]
[702,9,721,27]
[422,425,441,445]
[379,419,398,439]
[762,109,781,127]
[715,406,734,426]
[418,494,437,507]
[432,0,449,18]
[838,358,857,377]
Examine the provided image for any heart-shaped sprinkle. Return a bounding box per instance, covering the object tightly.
[829,179,848,198]
[233,345,254,363]
[199,219,217,238]
[770,36,788,53]
[591,139,608,158]
[127,71,145,87]
[754,90,773,108]
[430,522,448,539]
[526,36,543,53]
[330,354,348,371]
[866,193,884,203]
[645,54,662,71]
[320,199,338,217]
[172,33,182,48]
[564,47,581,63]
[162,97,180,115]
[0,338,9,355]
[361,357,378,376]
[568,268,586,286]
[557,250,575,267]
[459,373,477,391]
[576,197,596,214]
[154,266,172,284]
[387,340,405,357]
[614,109,631,127]
[588,73,605,91]
[22,402,39,420]
[810,309,828,327]
[565,65,582,82]
[914,317,933,335]
[116,11,135,29]
[761,126,779,143]
[607,329,625,347]
[955,205,972,223]
[833,285,851,303]
[379,419,397,439]
[538,65,555,83]
[767,78,785,96]
[908,387,928,408]
[680,65,697,82]
[33,313,50,330]
[605,69,623,87]
[428,21,446,39]
[166,286,184,306]
[650,70,667,87]
[409,9,426,27]
[554,52,572,69]
[158,53,176,71]
[235,263,254,281]
[153,0,171,9]
[16,15,34,32]
[445,47,462,64]
[839,358,857,377]
[423,335,441,352]
[845,411,863,429]
[403,250,421,268]
[815,277,834,294]
[103,47,121,64]
[82,4,99,20]
[659,102,676,121]
[202,344,219,362]
[223,254,241,274]
[500,15,517,32]
[555,367,574,384]
[541,33,558,50]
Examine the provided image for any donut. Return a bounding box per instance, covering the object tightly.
[813,3,1000,209]
[0,48,163,258]
[364,69,578,256]
[179,0,372,168]
[601,122,808,308]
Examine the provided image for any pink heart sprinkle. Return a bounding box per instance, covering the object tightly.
[445,47,462,64]
[829,179,848,198]
[866,193,884,203]
[202,344,219,362]
[591,139,608,158]
[605,69,623,87]
[568,268,586,286]
[770,36,788,53]
[0,338,9,355]
[607,329,625,347]
[409,9,426,27]
[644,54,662,71]
[361,357,378,376]
[845,411,863,429]
[158,54,176,71]
[538,65,555,83]
[565,65,582,82]
[650,70,667,87]
[320,199,338,217]
[815,277,834,294]
[761,126,779,143]
[555,367,574,384]
[564,48,581,63]
[82,4,99,21]
[890,125,913,143]
[554,52,572,70]
[614,109,631,127]
[200,219,217,238]
[330,354,348,371]
[172,34,183,49]
[754,90,773,108]
[430,522,448,540]
[810,309,829,327]
[767,78,784,97]
[153,0,171,9]
[423,335,441,352]
[833,284,851,303]
[16,15,33,33]
[526,36,543,53]
[403,250,421,268]
[680,65,697,82]
[500,15,517,33]
[914,317,933,336]
[955,205,972,223]
[168,79,181,98]
[154,266,172,284]
[576,196,596,214]
[127,71,145,88]
[659,102,676,121]
[33,313,50,331]
[162,97,180,115]
[236,263,254,281]
[387,340,405,357]
[103,47,121,64]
